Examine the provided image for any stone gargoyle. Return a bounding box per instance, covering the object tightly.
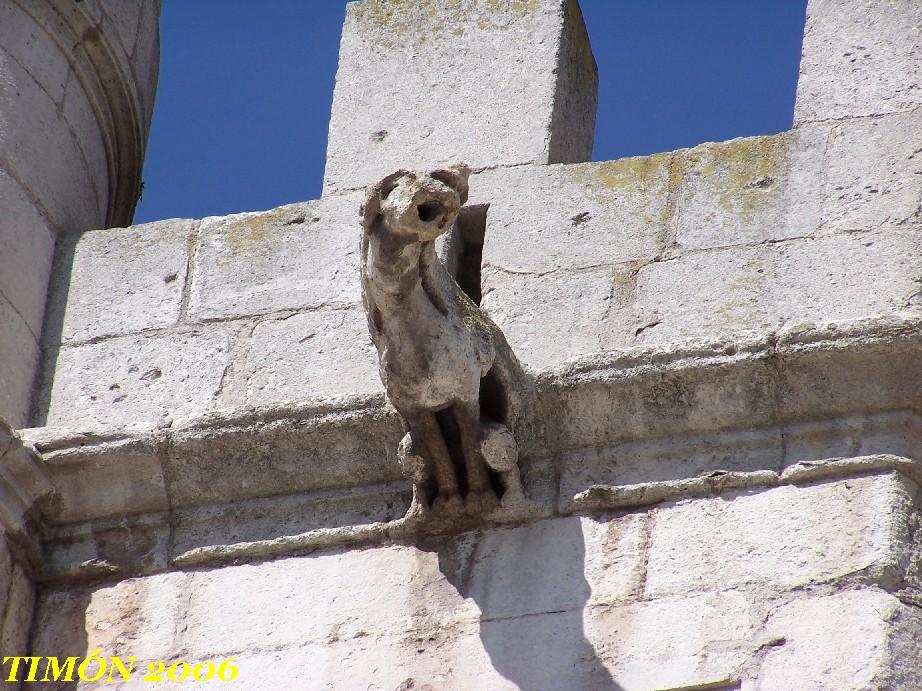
[360,164,527,520]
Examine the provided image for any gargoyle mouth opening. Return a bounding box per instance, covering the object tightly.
[417,201,444,222]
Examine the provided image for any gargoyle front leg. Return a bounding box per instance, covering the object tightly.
[404,410,463,514]
[453,401,500,514]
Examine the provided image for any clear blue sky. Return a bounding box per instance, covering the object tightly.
[134,0,808,224]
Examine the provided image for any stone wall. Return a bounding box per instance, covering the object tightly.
[0,0,160,427]
[33,119,922,431]
[29,472,922,689]
[12,0,922,688]
[0,420,50,685]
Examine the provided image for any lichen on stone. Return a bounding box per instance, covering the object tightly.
[353,0,542,46]
[684,133,791,221]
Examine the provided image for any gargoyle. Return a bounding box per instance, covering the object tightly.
[360,164,526,519]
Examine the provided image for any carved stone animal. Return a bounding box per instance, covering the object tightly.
[360,164,526,518]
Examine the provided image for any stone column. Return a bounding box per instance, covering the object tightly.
[323,0,598,194]
[0,0,160,427]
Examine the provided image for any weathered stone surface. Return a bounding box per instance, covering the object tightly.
[821,110,922,232]
[634,227,922,347]
[465,515,647,620]
[164,402,403,509]
[644,473,914,598]
[0,297,39,429]
[674,128,825,250]
[179,546,478,655]
[0,167,57,336]
[0,43,100,232]
[323,0,596,193]
[243,309,380,406]
[42,436,167,525]
[47,219,193,344]
[32,573,187,662]
[0,562,34,657]
[39,330,233,431]
[481,266,629,371]
[756,590,922,690]
[472,156,669,273]
[0,3,70,104]
[189,195,363,321]
[795,0,922,123]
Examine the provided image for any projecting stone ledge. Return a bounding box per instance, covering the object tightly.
[23,313,922,580]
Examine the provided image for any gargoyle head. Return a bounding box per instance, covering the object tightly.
[361,164,471,242]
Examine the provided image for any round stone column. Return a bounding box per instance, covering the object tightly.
[0,0,160,426]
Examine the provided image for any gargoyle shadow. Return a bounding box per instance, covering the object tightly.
[431,518,624,690]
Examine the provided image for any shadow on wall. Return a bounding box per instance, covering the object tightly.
[28,234,77,427]
[430,517,624,690]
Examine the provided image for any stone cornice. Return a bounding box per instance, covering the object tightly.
[0,420,53,567]
[22,313,922,581]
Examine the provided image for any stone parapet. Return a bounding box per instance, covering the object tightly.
[34,110,922,432]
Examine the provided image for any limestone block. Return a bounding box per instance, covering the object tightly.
[795,0,922,123]
[39,330,233,431]
[31,573,188,662]
[769,227,922,324]
[179,546,479,657]
[464,515,647,621]
[62,70,110,219]
[243,309,381,405]
[644,473,915,598]
[0,298,39,428]
[0,2,70,104]
[324,0,597,193]
[634,245,772,344]
[821,110,922,232]
[0,563,34,658]
[674,129,825,250]
[155,590,754,691]
[165,405,403,509]
[480,266,629,371]
[634,227,922,347]
[47,220,193,345]
[189,195,363,321]
[587,590,756,691]
[471,156,669,273]
[0,45,101,232]
[756,590,922,690]
[0,167,56,335]
[42,437,167,524]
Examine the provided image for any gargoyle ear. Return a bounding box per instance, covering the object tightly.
[361,169,411,229]
[429,163,471,205]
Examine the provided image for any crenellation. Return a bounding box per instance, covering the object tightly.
[795,0,922,124]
